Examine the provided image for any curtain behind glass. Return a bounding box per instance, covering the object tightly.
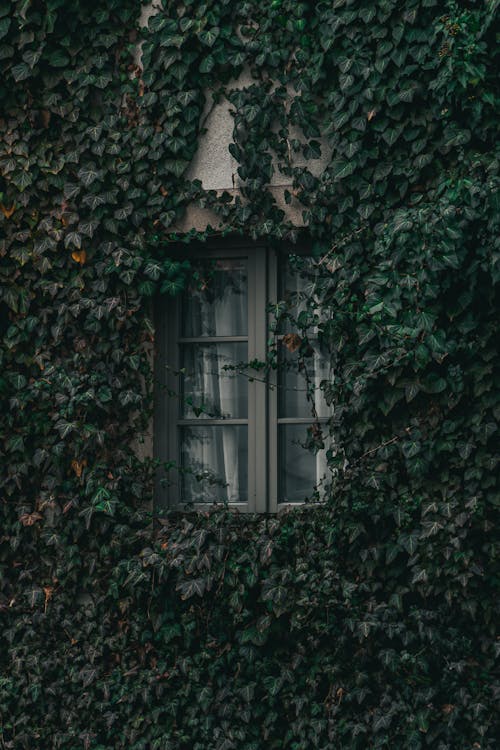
[180,259,248,503]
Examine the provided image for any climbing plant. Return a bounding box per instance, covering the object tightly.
[0,0,498,748]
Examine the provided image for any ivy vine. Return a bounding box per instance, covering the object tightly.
[0,1,498,748]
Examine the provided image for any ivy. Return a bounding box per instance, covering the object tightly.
[0,0,498,748]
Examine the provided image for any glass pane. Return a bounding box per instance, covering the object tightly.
[278,339,332,419]
[276,254,320,334]
[180,342,248,419]
[181,258,248,337]
[279,424,328,504]
[180,425,248,504]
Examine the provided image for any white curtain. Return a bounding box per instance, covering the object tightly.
[183,262,247,503]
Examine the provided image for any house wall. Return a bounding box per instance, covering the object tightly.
[135,3,331,461]
[138,2,331,233]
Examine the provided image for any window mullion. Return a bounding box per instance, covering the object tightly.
[249,246,268,514]
[178,336,248,344]
[268,249,278,513]
[246,252,257,513]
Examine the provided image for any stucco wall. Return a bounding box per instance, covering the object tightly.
[138,3,331,233]
[135,3,332,461]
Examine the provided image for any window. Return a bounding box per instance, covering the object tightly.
[154,242,332,512]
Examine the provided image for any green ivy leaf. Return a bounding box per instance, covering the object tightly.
[78,166,100,187]
[198,28,219,47]
[199,54,214,73]
[65,232,82,249]
[0,17,10,40]
[11,62,30,81]
[331,158,355,181]
[176,578,206,600]
[11,170,32,191]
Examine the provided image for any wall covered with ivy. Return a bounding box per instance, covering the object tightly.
[0,1,498,747]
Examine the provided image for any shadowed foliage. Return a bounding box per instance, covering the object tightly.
[0,1,498,747]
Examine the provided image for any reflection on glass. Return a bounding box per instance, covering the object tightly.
[278,340,332,419]
[277,254,320,334]
[180,425,248,504]
[180,342,248,419]
[278,424,328,504]
[181,259,248,337]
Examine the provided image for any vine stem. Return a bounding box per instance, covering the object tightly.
[354,434,402,464]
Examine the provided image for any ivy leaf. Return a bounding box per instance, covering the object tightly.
[8,435,25,453]
[71,250,87,265]
[263,675,283,696]
[55,420,77,438]
[199,54,215,73]
[199,28,219,47]
[87,125,103,141]
[161,278,185,295]
[261,581,288,608]
[177,90,198,107]
[405,382,420,402]
[144,261,162,280]
[422,374,447,394]
[373,162,392,181]
[331,158,354,181]
[240,683,255,703]
[339,73,354,91]
[11,171,32,191]
[392,211,413,234]
[443,128,471,149]
[10,373,27,389]
[164,159,189,177]
[82,194,106,210]
[78,166,100,187]
[401,533,419,556]
[19,511,43,526]
[332,110,350,130]
[176,578,206,600]
[78,219,99,237]
[402,440,421,459]
[338,57,353,73]
[457,442,474,460]
[0,17,11,40]
[11,62,30,81]
[1,202,16,219]
[282,333,302,353]
[198,686,212,711]
[358,621,371,638]
[65,232,82,249]
[303,140,321,159]
[64,183,81,199]
[411,568,428,585]
[421,520,443,538]
[98,386,112,402]
[48,49,69,67]
[23,48,43,68]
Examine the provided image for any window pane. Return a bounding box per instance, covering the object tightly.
[181,258,248,337]
[180,342,248,419]
[279,424,328,503]
[180,425,248,504]
[277,254,320,334]
[278,339,332,419]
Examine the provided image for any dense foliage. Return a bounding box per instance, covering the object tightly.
[0,0,498,747]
